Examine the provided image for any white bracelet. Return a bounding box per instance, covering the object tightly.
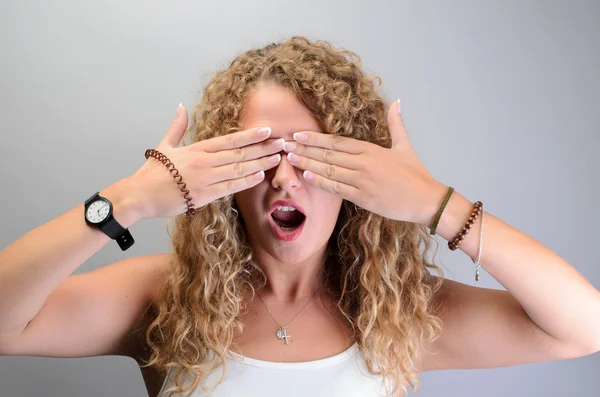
[473,207,485,281]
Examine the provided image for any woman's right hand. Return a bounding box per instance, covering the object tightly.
[129,104,284,219]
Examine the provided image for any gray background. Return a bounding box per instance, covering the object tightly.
[1,0,598,396]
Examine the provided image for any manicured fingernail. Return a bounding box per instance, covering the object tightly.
[258,127,272,137]
[272,138,285,148]
[293,132,307,142]
[287,152,300,163]
[254,170,265,180]
[303,170,314,180]
[268,154,281,163]
[397,98,402,115]
[176,102,183,115]
[282,141,297,151]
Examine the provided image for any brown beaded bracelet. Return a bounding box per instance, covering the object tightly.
[448,201,483,251]
[144,148,197,217]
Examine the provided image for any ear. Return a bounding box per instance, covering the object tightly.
[387,99,409,149]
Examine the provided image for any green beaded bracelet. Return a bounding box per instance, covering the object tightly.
[429,186,454,235]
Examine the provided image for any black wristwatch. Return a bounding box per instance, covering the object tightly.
[84,191,135,251]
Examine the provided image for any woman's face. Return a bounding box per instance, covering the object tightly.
[234,83,343,265]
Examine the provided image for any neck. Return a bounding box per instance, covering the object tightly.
[250,258,329,303]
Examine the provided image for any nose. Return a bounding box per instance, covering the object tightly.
[271,145,302,191]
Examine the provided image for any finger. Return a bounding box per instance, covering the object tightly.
[161,103,189,148]
[202,169,268,203]
[286,152,358,187]
[301,169,360,202]
[388,99,410,149]
[201,127,272,153]
[209,137,286,167]
[292,131,366,155]
[205,153,282,185]
[284,143,360,170]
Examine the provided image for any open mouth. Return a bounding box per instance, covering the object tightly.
[270,208,306,231]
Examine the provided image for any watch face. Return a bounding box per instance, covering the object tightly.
[86,199,111,224]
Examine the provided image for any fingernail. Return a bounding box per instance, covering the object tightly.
[268,154,281,163]
[282,141,297,151]
[397,98,402,115]
[176,102,183,115]
[258,127,272,137]
[287,152,300,163]
[254,170,265,180]
[293,132,307,142]
[272,138,285,148]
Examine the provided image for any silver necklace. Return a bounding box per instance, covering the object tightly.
[256,287,320,345]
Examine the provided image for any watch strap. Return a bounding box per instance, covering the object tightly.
[99,218,135,251]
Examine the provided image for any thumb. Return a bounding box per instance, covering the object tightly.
[387,98,409,149]
[162,103,189,148]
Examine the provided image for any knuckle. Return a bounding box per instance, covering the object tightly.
[323,148,334,162]
[233,146,245,159]
[330,135,342,150]
[333,181,342,194]
[226,179,236,192]
[226,133,236,147]
[326,164,335,178]
[233,161,244,176]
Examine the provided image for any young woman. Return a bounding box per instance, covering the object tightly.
[1,36,598,397]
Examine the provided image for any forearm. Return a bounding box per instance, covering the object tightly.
[425,182,600,352]
[0,178,143,335]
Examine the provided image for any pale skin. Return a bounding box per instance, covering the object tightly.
[0,82,598,397]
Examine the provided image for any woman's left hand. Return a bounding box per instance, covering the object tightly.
[283,99,446,226]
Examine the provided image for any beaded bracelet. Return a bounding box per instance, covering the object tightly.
[144,148,197,217]
[429,186,485,281]
[448,201,483,251]
[449,200,484,281]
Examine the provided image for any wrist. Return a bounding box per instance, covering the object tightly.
[98,177,145,227]
[430,190,476,243]
[418,180,450,227]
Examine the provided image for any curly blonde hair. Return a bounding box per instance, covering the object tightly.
[141,35,445,397]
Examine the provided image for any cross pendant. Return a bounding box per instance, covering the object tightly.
[276,326,291,345]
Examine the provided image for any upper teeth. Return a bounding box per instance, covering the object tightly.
[277,206,297,212]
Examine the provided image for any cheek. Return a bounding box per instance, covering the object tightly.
[233,190,260,219]
[312,194,343,225]
[235,182,265,203]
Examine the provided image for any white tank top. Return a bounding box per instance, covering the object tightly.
[157,342,398,397]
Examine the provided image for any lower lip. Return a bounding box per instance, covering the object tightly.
[268,214,306,241]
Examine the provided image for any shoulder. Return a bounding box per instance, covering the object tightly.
[139,252,174,304]
[118,252,173,363]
